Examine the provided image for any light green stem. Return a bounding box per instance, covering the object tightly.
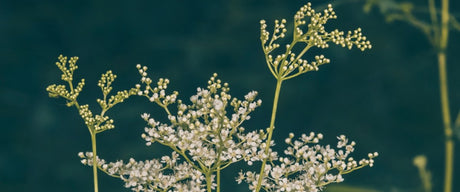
[255,79,283,192]
[91,132,99,192]
[439,52,454,192]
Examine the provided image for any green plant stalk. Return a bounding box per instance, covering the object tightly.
[67,74,100,192]
[436,0,454,191]
[439,53,454,192]
[206,172,212,192]
[91,132,99,192]
[255,79,282,192]
[217,168,220,192]
[439,52,454,192]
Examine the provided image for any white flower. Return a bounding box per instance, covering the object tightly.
[213,99,224,111]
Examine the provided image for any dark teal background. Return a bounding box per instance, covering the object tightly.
[1,0,460,191]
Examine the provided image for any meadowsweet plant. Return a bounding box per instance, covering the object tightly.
[48,2,377,192]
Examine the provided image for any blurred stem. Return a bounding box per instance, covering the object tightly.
[439,52,454,192]
[435,0,454,191]
[255,79,283,192]
[90,132,99,192]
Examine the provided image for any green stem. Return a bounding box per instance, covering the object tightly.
[217,168,221,192]
[91,132,99,192]
[255,79,283,192]
[206,172,212,192]
[440,0,449,50]
[437,0,453,191]
[439,52,454,192]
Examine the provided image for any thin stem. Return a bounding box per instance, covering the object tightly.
[255,79,283,192]
[436,0,454,191]
[440,0,449,50]
[439,52,454,192]
[91,132,99,192]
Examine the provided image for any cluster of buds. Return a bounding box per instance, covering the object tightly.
[260,3,371,81]
[46,55,85,103]
[136,64,179,113]
[47,55,140,134]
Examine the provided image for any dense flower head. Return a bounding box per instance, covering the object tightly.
[140,73,272,170]
[79,152,206,192]
[237,133,378,192]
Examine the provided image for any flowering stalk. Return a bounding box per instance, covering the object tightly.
[437,0,454,191]
[90,131,98,192]
[254,3,371,191]
[46,55,139,192]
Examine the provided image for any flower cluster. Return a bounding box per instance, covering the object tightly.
[139,72,272,171]
[46,55,84,104]
[46,55,140,133]
[97,70,138,110]
[260,3,371,80]
[78,69,275,190]
[79,152,206,192]
[135,64,179,113]
[237,133,378,192]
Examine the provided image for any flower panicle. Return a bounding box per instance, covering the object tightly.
[261,3,371,81]
[238,133,378,191]
[46,55,84,105]
[47,55,140,133]
[78,152,206,192]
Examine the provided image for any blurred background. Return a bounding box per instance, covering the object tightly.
[1,0,460,191]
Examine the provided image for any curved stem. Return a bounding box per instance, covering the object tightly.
[255,79,283,192]
[91,132,99,192]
